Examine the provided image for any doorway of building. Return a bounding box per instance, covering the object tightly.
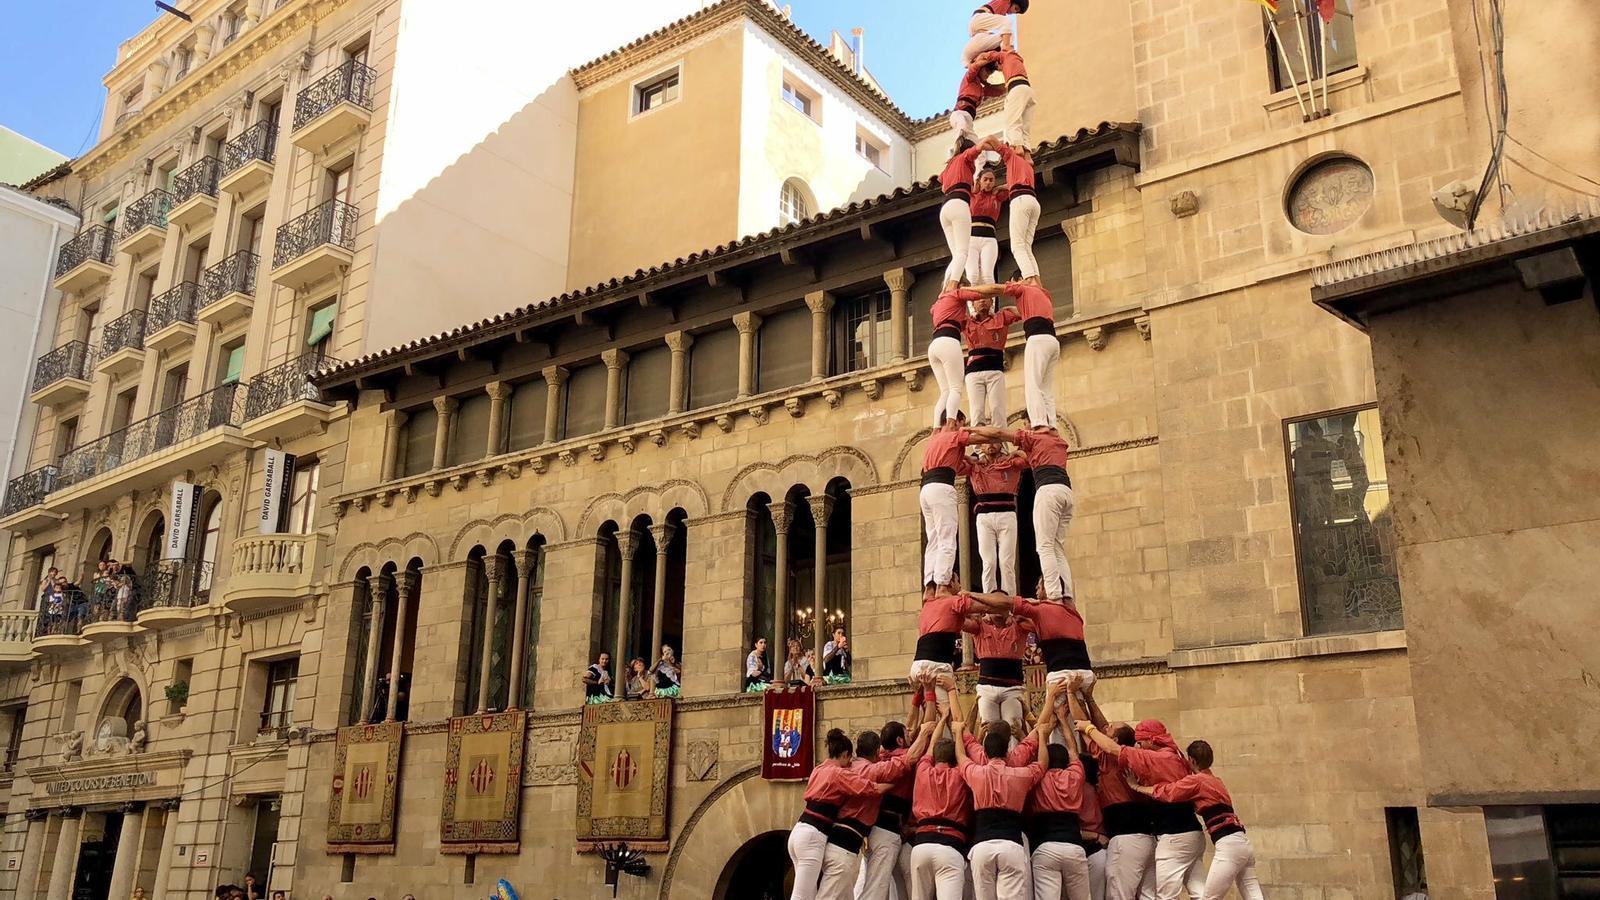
[714,830,792,900]
[72,810,122,900]
[247,797,281,893]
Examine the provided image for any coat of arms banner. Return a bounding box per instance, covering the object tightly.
[762,685,814,781]
[575,698,673,846]
[440,710,526,854]
[327,722,404,853]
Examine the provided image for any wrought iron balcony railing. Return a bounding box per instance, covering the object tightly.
[121,189,173,238]
[140,559,214,610]
[98,310,147,359]
[31,341,92,393]
[219,121,277,176]
[86,579,140,625]
[1,466,58,516]
[54,382,246,490]
[274,199,357,268]
[148,282,202,333]
[35,589,88,638]
[172,156,221,205]
[294,59,377,131]
[245,352,339,420]
[54,226,115,279]
[202,251,259,307]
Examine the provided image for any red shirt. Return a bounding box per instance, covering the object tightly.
[1011,428,1070,470]
[1002,282,1054,323]
[967,453,1025,499]
[963,617,1028,661]
[922,429,971,475]
[998,50,1029,87]
[1001,146,1036,196]
[1012,599,1091,671]
[802,761,878,827]
[979,0,1025,15]
[956,63,1004,114]
[912,756,974,834]
[1091,744,1142,808]
[1080,781,1105,836]
[880,747,917,809]
[1118,745,1191,787]
[918,593,973,638]
[932,289,978,333]
[970,188,1008,225]
[1032,758,1087,814]
[962,732,1040,769]
[963,309,1019,355]
[940,146,984,196]
[960,757,1044,812]
[1150,772,1245,838]
[839,755,912,828]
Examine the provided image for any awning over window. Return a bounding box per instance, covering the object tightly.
[223,345,245,384]
[307,303,337,347]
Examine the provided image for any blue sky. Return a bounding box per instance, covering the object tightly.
[0,0,978,158]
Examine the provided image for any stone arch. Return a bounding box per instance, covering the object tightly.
[336,532,440,581]
[577,481,711,537]
[718,446,879,512]
[447,507,570,560]
[658,765,805,900]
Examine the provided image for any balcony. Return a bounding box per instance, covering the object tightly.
[199,251,259,326]
[81,586,141,642]
[169,156,221,229]
[0,611,38,667]
[52,225,115,294]
[0,466,60,533]
[119,189,173,257]
[48,382,250,512]
[95,310,147,377]
[223,532,327,615]
[32,593,88,654]
[291,59,375,152]
[136,560,213,629]
[29,342,92,408]
[271,200,356,289]
[243,353,343,441]
[146,282,201,352]
[218,122,277,196]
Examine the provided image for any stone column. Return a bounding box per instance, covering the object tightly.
[150,799,180,900]
[485,381,511,458]
[808,494,834,665]
[613,530,640,673]
[885,268,915,362]
[430,396,458,471]
[956,479,975,664]
[105,802,145,900]
[16,808,48,900]
[601,349,630,429]
[45,807,82,900]
[804,291,834,380]
[769,500,791,653]
[476,555,506,712]
[144,60,169,101]
[648,522,676,657]
[541,366,568,444]
[359,575,390,723]
[386,570,419,722]
[193,24,216,65]
[380,410,407,482]
[507,548,537,709]
[733,312,763,399]
[665,331,693,415]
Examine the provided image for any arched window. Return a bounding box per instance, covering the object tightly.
[345,568,373,725]
[101,678,142,736]
[196,496,223,594]
[778,179,812,227]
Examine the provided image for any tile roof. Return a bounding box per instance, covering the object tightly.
[318,122,1141,387]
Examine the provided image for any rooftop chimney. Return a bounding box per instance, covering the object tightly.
[851,27,864,75]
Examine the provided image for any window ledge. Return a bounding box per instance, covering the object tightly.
[1167,628,1406,669]
[1264,65,1368,114]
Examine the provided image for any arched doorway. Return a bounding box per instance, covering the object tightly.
[658,767,803,900]
[714,830,792,900]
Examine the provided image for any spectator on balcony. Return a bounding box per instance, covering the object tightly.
[625,658,653,700]
[781,638,810,686]
[36,566,59,603]
[651,645,682,698]
[823,628,852,681]
[745,638,772,691]
[582,652,614,704]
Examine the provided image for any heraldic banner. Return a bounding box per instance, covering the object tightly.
[575,698,673,848]
[762,685,815,781]
[327,722,404,853]
[440,709,527,854]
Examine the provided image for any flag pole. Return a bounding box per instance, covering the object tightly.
[1267,13,1312,120]
[1290,2,1317,118]
[1317,4,1333,112]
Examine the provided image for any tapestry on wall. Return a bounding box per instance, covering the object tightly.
[440,709,527,854]
[762,685,814,781]
[575,698,673,847]
[327,721,404,853]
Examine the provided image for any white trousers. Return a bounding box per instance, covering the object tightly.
[1004,84,1036,148]
[966,370,1007,428]
[1105,834,1156,900]
[970,839,1032,900]
[963,12,1012,64]
[950,109,978,148]
[1032,841,1091,900]
[1009,195,1042,279]
[1023,334,1059,429]
[1202,834,1263,900]
[975,683,1025,732]
[929,336,967,428]
[941,199,973,286]
[1033,484,1075,601]
[1086,847,1108,900]
[967,235,999,286]
[912,843,968,900]
[921,482,960,587]
[857,827,904,900]
[1153,833,1206,900]
[975,510,1018,594]
[1044,668,1095,743]
[898,841,916,900]
[790,822,831,900]
[822,842,867,900]
[909,659,956,712]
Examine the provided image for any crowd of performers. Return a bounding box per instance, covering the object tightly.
[786,4,1267,898]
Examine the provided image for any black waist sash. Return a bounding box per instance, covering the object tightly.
[1007,76,1031,91]
[828,817,869,853]
[973,491,1015,514]
[921,466,957,487]
[1023,316,1055,337]
[967,346,1005,373]
[1040,637,1091,671]
[1032,464,1071,488]
[800,800,840,831]
[1152,801,1203,836]
[944,185,972,202]
[1030,811,1082,847]
[971,220,997,238]
[913,816,970,852]
[878,794,912,832]
[933,323,963,341]
[973,808,1025,844]
[978,658,1025,686]
[1009,183,1037,199]
[1102,801,1155,838]
[1200,803,1245,842]
[914,632,959,665]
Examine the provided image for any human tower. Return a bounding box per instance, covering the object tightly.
[785,5,1269,900]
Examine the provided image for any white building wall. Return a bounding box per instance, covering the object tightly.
[911,107,1009,182]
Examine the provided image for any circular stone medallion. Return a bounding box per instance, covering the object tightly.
[1287,156,1375,234]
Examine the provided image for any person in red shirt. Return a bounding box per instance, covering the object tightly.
[922,415,971,593]
[1077,719,1205,900]
[939,136,1000,291]
[968,424,1075,602]
[969,278,1059,430]
[998,145,1041,282]
[1027,691,1093,900]
[967,166,1008,286]
[1125,740,1265,900]
[951,53,1003,152]
[912,589,1009,713]
[789,729,887,900]
[964,0,1028,66]
[960,679,1055,900]
[857,696,927,900]
[909,707,971,900]
[1076,753,1110,900]
[996,49,1034,149]
[960,609,1031,739]
[965,443,1026,591]
[961,297,1020,429]
[1069,687,1155,900]
[815,721,936,900]
[928,288,977,430]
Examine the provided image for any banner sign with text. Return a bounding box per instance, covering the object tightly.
[165,482,202,560]
[762,685,815,781]
[258,449,296,534]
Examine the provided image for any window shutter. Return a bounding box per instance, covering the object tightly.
[625,345,672,425]
[449,394,493,467]
[401,406,438,476]
[306,303,337,347]
[222,345,245,384]
[689,327,739,410]
[562,363,607,439]
[757,307,812,393]
[507,380,546,450]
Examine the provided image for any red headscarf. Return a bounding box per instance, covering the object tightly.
[1133,719,1181,754]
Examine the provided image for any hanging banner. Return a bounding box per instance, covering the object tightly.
[440,710,526,854]
[258,450,296,534]
[165,482,202,560]
[575,698,673,848]
[762,685,814,781]
[327,721,404,853]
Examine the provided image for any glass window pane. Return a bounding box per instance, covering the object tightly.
[689,327,738,410]
[1269,0,1357,91]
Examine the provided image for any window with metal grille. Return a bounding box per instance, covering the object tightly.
[832,288,895,375]
[260,657,299,732]
[779,180,812,227]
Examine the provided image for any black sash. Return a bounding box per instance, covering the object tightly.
[828,818,868,853]
[1151,801,1202,836]
[913,817,970,852]
[799,800,840,831]
[972,491,1015,514]
[1102,801,1155,838]
[933,324,963,341]
[879,793,911,831]
[921,466,957,487]
[978,658,1024,686]
[966,347,1005,373]
[944,186,972,202]
[1007,76,1031,91]
[971,221,996,238]
[1200,803,1245,842]
[1009,183,1037,199]
[1040,637,1091,672]
[914,632,959,665]
[1023,316,1055,337]
[1032,464,1071,488]
[973,808,1025,844]
[1030,811,1082,847]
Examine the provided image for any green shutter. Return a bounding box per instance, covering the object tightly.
[306,304,337,347]
[223,345,245,384]
[102,206,119,224]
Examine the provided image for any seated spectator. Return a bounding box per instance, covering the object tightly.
[625,658,653,700]
[744,638,772,692]
[822,627,852,682]
[650,645,682,698]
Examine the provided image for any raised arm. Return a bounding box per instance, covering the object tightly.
[1081,680,1111,732]
[905,720,937,763]
[951,707,969,765]
[1077,719,1122,757]
[966,424,1011,442]
[964,590,1015,613]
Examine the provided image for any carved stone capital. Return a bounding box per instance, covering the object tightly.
[432,396,459,417]
[58,806,84,820]
[542,365,570,387]
[732,311,763,335]
[680,421,702,440]
[403,485,419,504]
[616,529,641,562]
[649,522,677,549]
[504,460,523,479]
[1169,190,1200,218]
[558,450,577,467]
[353,496,369,513]
[425,480,443,498]
[807,494,835,527]
[769,501,792,535]
[784,397,805,418]
[121,801,146,815]
[665,330,694,353]
[588,443,606,462]
[619,436,637,455]
[23,808,48,823]
[804,290,834,314]
[601,348,630,371]
[1135,316,1151,341]
[486,381,513,402]
[714,415,734,433]
[1084,328,1108,352]
[513,549,539,579]
[749,404,770,425]
[368,574,392,607]
[530,457,549,475]
[901,370,923,392]
[883,267,916,293]
[451,474,469,492]
[649,429,668,448]
[482,555,506,588]
[395,570,420,601]
[823,389,843,409]
[862,378,882,401]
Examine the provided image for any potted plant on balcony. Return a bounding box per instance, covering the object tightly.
[165,680,190,716]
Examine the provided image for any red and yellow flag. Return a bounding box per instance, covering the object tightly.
[1317,0,1338,23]
[1248,0,1280,12]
